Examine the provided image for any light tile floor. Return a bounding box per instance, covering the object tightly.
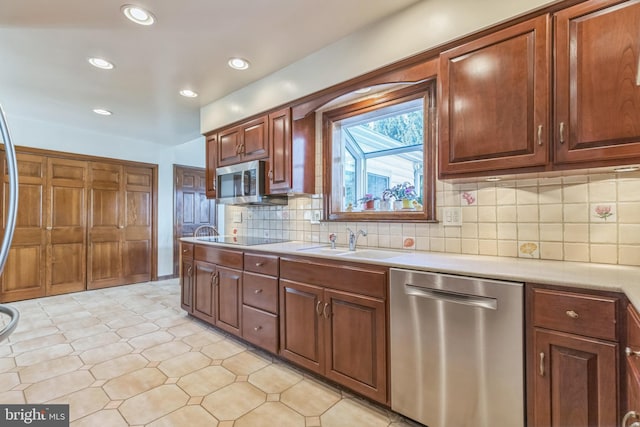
[0,279,419,426]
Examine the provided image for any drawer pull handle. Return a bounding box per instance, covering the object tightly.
[255,262,264,267]
[623,411,640,427]
[559,122,565,144]
[187,266,193,277]
[323,302,331,319]
[626,347,640,358]
[253,326,262,332]
[315,301,322,316]
[537,124,543,146]
[539,352,545,377]
[565,310,579,319]
[183,249,188,253]
[254,289,263,294]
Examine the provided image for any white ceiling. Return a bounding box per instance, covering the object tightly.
[0,0,421,146]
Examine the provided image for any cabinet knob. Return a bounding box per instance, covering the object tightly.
[565,310,579,319]
[268,170,273,181]
[255,262,264,267]
[46,226,52,230]
[253,326,262,332]
[183,249,188,253]
[254,289,263,294]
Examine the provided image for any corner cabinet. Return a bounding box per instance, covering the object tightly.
[279,257,388,404]
[554,0,640,167]
[438,15,550,177]
[527,285,620,427]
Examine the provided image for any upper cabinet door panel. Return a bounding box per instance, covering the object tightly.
[439,15,550,177]
[218,126,242,166]
[241,115,269,161]
[555,0,640,165]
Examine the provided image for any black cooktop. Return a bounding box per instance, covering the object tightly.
[196,236,290,246]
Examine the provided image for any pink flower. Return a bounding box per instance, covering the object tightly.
[594,205,613,220]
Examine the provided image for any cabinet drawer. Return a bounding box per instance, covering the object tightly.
[242,305,278,354]
[194,245,243,269]
[181,243,194,259]
[244,253,278,276]
[243,272,278,314]
[532,288,618,341]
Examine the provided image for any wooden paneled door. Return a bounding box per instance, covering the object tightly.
[0,153,47,302]
[46,158,88,296]
[173,165,216,276]
[88,162,153,289]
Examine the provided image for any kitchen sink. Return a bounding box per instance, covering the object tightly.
[296,246,351,255]
[338,249,407,260]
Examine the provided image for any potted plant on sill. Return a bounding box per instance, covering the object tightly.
[386,182,417,210]
[357,193,379,210]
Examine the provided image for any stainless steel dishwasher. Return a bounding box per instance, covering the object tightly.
[390,268,524,427]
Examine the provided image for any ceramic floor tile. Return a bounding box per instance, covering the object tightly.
[146,405,220,427]
[71,409,129,427]
[0,372,20,392]
[11,333,67,354]
[15,344,74,366]
[116,322,160,339]
[24,370,94,403]
[0,390,25,404]
[48,387,109,421]
[8,326,60,344]
[56,316,101,332]
[201,339,246,360]
[320,399,390,427]
[201,382,266,420]
[19,355,83,383]
[280,379,342,417]
[102,367,167,400]
[118,384,189,425]
[106,314,146,329]
[222,351,270,376]
[177,365,236,397]
[128,331,175,350]
[142,341,191,361]
[249,363,303,394]
[166,322,207,338]
[63,324,110,341]
[70,331,120,352]
[181,330,226,348]
[79,342,133,365]
[90,354,148,380]
[0,357,16,373]
[157,351,211,378]
[235,402,305,427]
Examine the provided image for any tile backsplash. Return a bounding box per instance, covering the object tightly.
[224,170,640,267]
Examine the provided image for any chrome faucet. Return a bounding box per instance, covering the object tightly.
[346,227,367,251]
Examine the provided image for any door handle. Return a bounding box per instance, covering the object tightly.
[537,125,543,146]
[315,301,323,316]
[323,302,331,318]
[404,284,497,310]
[559,122,565,144]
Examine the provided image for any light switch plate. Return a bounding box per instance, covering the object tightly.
[442,207,462,226]
[310,210,321,224]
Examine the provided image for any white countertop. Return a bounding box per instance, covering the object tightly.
[181,237,640,308]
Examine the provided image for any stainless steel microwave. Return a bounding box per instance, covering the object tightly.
[215,160,287,205]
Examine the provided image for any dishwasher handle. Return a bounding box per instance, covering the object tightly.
[404,284,497,310]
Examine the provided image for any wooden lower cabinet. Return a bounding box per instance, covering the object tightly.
[215,266,242,335]
[180,243,194,313]
[527,285,621,427]
[279,257,388,404]
[624,305,640,427]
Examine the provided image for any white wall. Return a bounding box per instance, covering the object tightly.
[6,113,204,277]
[201,0,554,132]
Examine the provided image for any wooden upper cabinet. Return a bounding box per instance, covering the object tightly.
[554,0,640,167]
[267,107,292,193]
[439,15,550,177]
[205,134,217,198]
[217,115,269,167]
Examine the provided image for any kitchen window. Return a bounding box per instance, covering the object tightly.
[322,81,436,221]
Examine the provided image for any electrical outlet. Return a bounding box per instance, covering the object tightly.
[310,210,321,224]
[442,207,462,226]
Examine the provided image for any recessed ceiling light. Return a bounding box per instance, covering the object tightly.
[121,5,155,26]
[179,89,198,98]
[485,177,501,182]
[228,58,250,70]
[93,109,112,116]
[354,87,371,94]
[88,57,114,70]
[613,165,639,173]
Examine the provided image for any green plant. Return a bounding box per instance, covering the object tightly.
[385,182,417,201]
[357,193,379,205]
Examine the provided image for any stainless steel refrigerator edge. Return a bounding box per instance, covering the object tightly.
[390,268,524,427]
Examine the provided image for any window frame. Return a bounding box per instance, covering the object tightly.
[322,81,436,222]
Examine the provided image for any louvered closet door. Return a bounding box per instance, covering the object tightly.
[46,158,88,295]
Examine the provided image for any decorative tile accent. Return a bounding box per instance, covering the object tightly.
[518,241,540,259]
[591,204,616,222]
[461,190,477,205]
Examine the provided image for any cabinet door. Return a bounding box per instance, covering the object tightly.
[0,153,47,302]
[279,279,324,374]
[47,158,87,296]
[531,328,618,427]
[267,108,292,193]
[626,305,640,419]
[193,261,216,324]
[122,166,152,284]
[205,134,217,198]
[324,289,387,404]
[240,115,269,161]
[180,258,193,313]
[439,15,550,177]
[218,126,242,166]
[215,266,242,335]
[555,0,640,166]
